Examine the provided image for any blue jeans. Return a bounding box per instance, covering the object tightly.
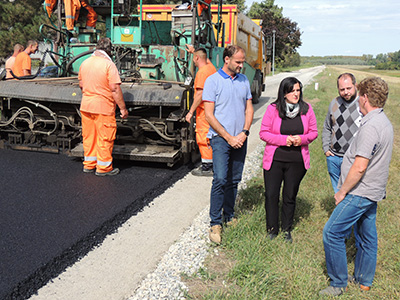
[323,194,378,287]
[326,155,343,193]
[209,135,247,226]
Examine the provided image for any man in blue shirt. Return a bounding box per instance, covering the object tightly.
[203,45,254,244]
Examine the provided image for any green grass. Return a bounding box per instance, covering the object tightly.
[184,66,400,299]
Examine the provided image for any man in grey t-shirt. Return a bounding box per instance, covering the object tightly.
[320,77,393,296]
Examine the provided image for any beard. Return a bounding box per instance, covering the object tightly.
[344,92,357,102]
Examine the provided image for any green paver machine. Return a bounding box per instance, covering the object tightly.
[0,0,229,166]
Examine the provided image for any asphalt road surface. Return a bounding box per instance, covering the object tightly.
[0,150,189,300]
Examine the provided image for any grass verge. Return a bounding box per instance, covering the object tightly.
[183,66,400,299]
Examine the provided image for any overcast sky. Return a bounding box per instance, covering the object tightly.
[247,0,400,57]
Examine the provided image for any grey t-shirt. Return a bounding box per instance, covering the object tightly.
[338,109,393,201]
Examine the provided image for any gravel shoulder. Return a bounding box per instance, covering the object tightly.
[29,66,325,300]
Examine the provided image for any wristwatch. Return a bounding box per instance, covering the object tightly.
[242,129,250,136]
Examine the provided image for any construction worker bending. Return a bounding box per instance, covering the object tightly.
[44,0,97,31]
[185,45,216,176]
[78,38,128,176]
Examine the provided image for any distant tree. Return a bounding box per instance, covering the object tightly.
[0,0,46,59]
[263,12,301,68]
[247,0,301,68]
[247,0,282,19]
[375,53,388,67]
[225,0,246,13]
[280,51,301,68]
[361,54,375,66]
[301,56,371,66]
[376,50,400,70]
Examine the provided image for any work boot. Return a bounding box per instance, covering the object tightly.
[95,168,120,176]
[83,167,95,173]
[209,225,222,244]
[191,163,213,177]
[319,286,347,296]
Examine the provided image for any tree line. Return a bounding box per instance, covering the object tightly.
[374,51,400,70]
[301,51,400,70]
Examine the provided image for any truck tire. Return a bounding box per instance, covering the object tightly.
[251,70,262,104]
[251,90,259,104]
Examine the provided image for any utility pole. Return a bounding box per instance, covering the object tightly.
[272,30,276,76]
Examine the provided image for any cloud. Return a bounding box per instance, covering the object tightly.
[271,0,400,55]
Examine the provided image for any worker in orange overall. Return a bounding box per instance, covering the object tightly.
[78,38,128,176]
[12,40,39,78]
[185,45,216,176]
[5,44,24,79]
[44,0,97,31]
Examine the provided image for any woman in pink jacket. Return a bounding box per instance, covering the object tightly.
[259,77,318,242]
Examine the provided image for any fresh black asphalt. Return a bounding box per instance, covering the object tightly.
[0,149,190,300]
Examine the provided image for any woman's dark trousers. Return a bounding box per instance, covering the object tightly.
[263,161,306,235]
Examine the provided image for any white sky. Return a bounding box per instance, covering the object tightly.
[246,0,400,57]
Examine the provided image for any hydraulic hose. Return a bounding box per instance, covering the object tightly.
[64,49,95,76]
[139,119,176,142]
[22,99,58,136]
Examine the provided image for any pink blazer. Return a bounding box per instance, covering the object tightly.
[259,103,318,170]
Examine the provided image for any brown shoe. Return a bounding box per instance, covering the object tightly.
[360,284,370,291]
[226,218,238,227]
[209,225,222,244]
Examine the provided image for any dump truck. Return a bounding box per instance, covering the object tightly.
[0,0,265,166]
[140,4,267,103]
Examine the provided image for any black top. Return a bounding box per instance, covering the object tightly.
[274,114,304,163]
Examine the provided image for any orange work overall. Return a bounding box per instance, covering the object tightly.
[45,0,97,30]
[79,0,97,28]
[63,0,81,31]
[193,62,215,163]
[44,0,57,17]
[196,103,212,163]
[81,112,116,173]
